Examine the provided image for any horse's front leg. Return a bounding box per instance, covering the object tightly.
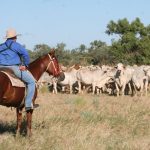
[16,108,23,136]
[26,109,33,137]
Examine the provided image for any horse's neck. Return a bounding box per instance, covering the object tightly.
[28,58,46,81]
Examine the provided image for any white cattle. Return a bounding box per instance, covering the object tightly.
[98,67,118,95]
[143,65,150,82]
[95,74,114,94]
[114,63,135,96]
[37,72,49,89]
[101,65,113,72]
[58,66,79,94]
[77,66,108,94]
[87,65,101,70]
[38,73,58,94]
[131,66,148,96]
[142,65,150,94]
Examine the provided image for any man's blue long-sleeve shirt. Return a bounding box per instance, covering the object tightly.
[0,39,30,66]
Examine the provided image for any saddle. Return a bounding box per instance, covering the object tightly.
[0,68,25,87]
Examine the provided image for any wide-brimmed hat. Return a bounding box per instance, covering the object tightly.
[4,28,21,39]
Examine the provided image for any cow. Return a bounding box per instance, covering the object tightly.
[56,64,81,94]
[77,66,107,94]
[38,73,58,94]
[114,63,135,96]
[131,66,148,96]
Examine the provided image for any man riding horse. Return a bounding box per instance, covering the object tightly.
[0,28,38,111]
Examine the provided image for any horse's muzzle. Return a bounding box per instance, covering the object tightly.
[57,72,65,82]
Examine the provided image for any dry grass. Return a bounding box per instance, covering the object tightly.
[0,92,150,150]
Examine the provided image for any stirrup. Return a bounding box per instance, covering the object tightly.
[25,104,39,111]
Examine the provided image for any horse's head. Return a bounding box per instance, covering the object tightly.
[45,50,65,81]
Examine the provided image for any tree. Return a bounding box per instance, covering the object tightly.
[78,44,86,53]
[106,18,150,65]
[33,44,51,59]
[87,40,111,65]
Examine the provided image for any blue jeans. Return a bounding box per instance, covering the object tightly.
[0,66,36,108]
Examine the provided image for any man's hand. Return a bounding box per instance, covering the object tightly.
[19,65,27,71]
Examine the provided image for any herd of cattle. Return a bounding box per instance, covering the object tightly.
[37,63,150,96]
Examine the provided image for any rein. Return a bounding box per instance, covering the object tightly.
[45,54,58,76]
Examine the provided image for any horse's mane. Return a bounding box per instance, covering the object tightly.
[29,55,45,66]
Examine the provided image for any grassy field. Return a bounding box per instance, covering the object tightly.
[0,91,150,150]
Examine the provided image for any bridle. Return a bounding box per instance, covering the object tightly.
[45,54,59,76]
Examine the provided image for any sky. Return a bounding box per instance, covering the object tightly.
[0,0,149,50]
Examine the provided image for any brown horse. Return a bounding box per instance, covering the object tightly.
[0,50,64,136]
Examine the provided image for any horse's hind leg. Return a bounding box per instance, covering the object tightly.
[16,108,23,136]
[26,109,33,137]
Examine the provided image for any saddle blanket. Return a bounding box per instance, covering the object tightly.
[1,71,25,87]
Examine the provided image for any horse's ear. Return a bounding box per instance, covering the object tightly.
[49,48,55,55]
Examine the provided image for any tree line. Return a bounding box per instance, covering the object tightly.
[28,18,150,66]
